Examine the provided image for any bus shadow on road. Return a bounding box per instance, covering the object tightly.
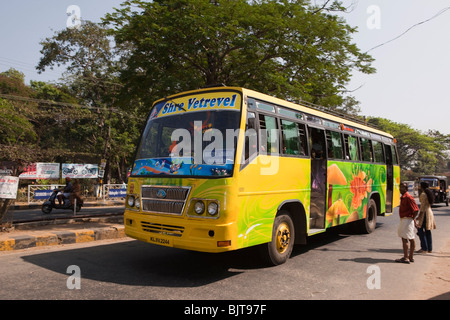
[21,240,275,288]
[21,223,398,288]
[292,223,403,265]
[20,229,355,288]
[291,222,379,255]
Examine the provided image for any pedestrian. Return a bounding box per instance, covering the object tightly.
[416,182,436,253]
[396,182,419,264]
[70,179,84,206]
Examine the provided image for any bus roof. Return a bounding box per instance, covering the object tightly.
[241,87,394,139]
[160,86,395,140]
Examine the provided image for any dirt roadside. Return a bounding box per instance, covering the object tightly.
[411,239,450,300]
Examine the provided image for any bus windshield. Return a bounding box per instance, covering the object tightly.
[132,92,241,177]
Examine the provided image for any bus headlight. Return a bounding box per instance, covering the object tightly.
[127,195,135,207]
[207,202,219,216]
[135,197,140,209]
[188,199,220,218]
[194,201,205,214]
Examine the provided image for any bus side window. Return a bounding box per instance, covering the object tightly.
[344,134,359,161]
[309,127,326,159]
[372,140,385,163]
[384,143,392,164]
[391,145,398,165]
[244,112,258,163]
[259,114,279,155]
[326,130,344,159]
[360,138,373,162]
[298,123,308,156]
[281,120,307,156]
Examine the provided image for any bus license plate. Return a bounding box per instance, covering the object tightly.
[149,235,172,247]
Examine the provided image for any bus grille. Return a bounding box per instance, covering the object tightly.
[141,222,184,237]
[141,186,190,215]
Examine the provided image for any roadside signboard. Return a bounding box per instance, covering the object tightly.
[62,164,98,179]
[0,176,19,199]
[19,163,60,179]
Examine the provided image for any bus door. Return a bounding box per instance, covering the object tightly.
[308,127,327,229]
[384,144,394,213]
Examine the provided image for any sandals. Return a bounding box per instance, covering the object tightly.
[395,257,410,264]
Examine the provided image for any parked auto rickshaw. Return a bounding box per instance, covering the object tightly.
[417,175,449,206]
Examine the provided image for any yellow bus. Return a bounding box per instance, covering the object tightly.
[125,87,400,265]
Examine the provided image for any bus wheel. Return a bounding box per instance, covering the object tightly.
[260,211,295,266]
[359,199,377,234]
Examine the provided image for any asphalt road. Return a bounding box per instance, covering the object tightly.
[10,205,125,223]
[0,204,449,302]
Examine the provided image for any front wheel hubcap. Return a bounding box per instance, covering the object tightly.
[276,222,291,254]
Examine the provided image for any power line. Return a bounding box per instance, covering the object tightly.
[0,93,141,120]
[0,56,64,80]
[0,56,124,88]
[366,6,450,53]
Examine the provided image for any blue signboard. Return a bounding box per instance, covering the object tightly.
[35,189,53,200]
[108,188,127,198]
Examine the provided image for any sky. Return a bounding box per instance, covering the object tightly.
[0,0,449,135]
[341,0,450,135]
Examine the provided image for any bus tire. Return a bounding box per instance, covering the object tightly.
[260,211,295,266]
[359,199,377,234]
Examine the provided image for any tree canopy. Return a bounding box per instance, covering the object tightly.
[104,0,374,114]
[367,117,449,179]
[34,21,142,182]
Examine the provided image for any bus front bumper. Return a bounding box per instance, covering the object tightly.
[124,210,237,253]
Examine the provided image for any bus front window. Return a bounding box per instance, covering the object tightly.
[132,109,241,177]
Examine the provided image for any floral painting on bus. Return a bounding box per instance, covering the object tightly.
[326,161,389,228]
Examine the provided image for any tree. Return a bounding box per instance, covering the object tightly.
[0,68,96,164]
[28,81,95,162]
[426,130,450,174]
[0,68,33,97]
[104,0,374,114]
[0,69,39,162]
[36,21,140,182]
[367,117,449,180]
[0,98,36,146]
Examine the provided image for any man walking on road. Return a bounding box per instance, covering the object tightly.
[396,182,419,264]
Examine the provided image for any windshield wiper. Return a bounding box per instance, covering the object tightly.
[165,98,186,112]
[175,103,186,112]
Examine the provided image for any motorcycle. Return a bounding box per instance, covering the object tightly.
[62,166,78,175]
[41,190,82,214]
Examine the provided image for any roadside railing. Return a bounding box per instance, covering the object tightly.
[28,184,65,204]
[103,184,127,201]
[27,184,127,204]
